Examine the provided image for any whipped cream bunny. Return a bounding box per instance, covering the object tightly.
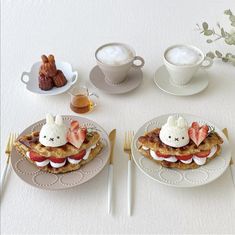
[39,114,68,147]
[159,116,190,148]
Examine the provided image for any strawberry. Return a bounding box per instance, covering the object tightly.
[69,149,86,160]
[70,120,79,131]
[176,154,193,161]
[29,151,48,162]
[195,150,210,158]
[188,122,209,146]
[49,157,66,163]
[155,151,171,158]
[67,120,87,149]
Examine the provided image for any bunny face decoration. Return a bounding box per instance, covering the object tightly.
[39,114,68,147]
[159,116,190,148]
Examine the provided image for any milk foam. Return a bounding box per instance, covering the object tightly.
[165,46,202,66]
[97,45,133,65]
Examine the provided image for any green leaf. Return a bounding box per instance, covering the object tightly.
[222,58,229,62]
[226,53,233,58]
[225,36,235,45]
[231,21,235,27]
[204,30,213,36]
[206,52,215,59]
[224,9,232,15]
[202,22,209,30]
[206,39,213,43]
[229,15,235,22]
[221,28,226,37]
[215,50,223,58]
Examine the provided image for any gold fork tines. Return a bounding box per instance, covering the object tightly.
[124,131,134,160]
[5,133,17,163]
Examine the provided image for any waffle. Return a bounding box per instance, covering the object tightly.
[137,128,223,170]
[15,131,100,158]
[138,128,223,155]
[14,131,103,174]
[139,144,221,170]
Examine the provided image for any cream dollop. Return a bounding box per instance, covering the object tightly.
[159,116,190,148]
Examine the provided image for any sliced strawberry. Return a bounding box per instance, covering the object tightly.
[29,151,48,162]
[67,128,87,149]
[188,122,209,146]
[176,154,193,161]
[49,157,66,163]
[195,150,210,158]
[70,120,79,131]
[69,149,86,160]
[155,151,171,158]
[192,122,200,131]
[197,125,209,146]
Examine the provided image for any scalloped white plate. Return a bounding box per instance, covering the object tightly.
[132,113,231,188]
[21,61,78,96]
[11,116,110,190]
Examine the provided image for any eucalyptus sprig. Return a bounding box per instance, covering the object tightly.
[196,9,235,66]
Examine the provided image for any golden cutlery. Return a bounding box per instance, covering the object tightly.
[108,129,116,214]
[124,131,134,216]
[1,133,18,188]
[222,128,234,185]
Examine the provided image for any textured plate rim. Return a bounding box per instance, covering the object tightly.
[131,113,231,188]
[11,115,111,190]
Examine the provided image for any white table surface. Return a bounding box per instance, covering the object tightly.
[1,0,235,234]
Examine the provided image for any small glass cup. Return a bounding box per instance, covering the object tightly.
[69,86,98,114]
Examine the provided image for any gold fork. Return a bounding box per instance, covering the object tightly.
[124,131,134,216]
[1,133,17,187]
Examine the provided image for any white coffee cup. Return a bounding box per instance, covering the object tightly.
[95,42,145,84]
[163,44,213,86]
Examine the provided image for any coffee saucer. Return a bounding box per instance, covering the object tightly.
[154,65,209,96]
[89,66,143,94]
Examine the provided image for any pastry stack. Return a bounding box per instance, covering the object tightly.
[39,55,67,90]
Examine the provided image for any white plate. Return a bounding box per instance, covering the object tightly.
[21,61,78,96]
[132,113,231,188]
[90,65,143,94]
[11,115,111,190]
[154,65,209,96]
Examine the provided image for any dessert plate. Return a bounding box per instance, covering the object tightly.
[21,61,78,96]
[154,65,209,96]
[11,116,111,190]
[132,113,231,188]
[89,65,143,94]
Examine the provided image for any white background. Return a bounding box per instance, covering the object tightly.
[1,0,235,234]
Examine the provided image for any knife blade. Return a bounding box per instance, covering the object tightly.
[108,129,116,214]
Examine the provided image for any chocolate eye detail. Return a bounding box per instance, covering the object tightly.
[168,136,171,138]
[44,136,46,138]
[57,136,60,139]
[182,137,184,139]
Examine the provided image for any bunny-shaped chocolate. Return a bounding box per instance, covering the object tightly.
[39,114,68,147]
[159,116,189,148]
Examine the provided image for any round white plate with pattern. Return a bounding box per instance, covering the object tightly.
[11,115,110,190]
[132,113,231,188]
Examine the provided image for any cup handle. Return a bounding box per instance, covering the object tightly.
[88,92,99,107]
[132,56,145,69]
[21,72,30,84]
[71,71,78,85]
[200,56,213,68]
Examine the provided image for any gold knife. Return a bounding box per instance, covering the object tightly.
[222,128,234,185]
[108,129,116,214]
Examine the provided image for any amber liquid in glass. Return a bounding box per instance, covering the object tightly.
[70,95,93,114]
